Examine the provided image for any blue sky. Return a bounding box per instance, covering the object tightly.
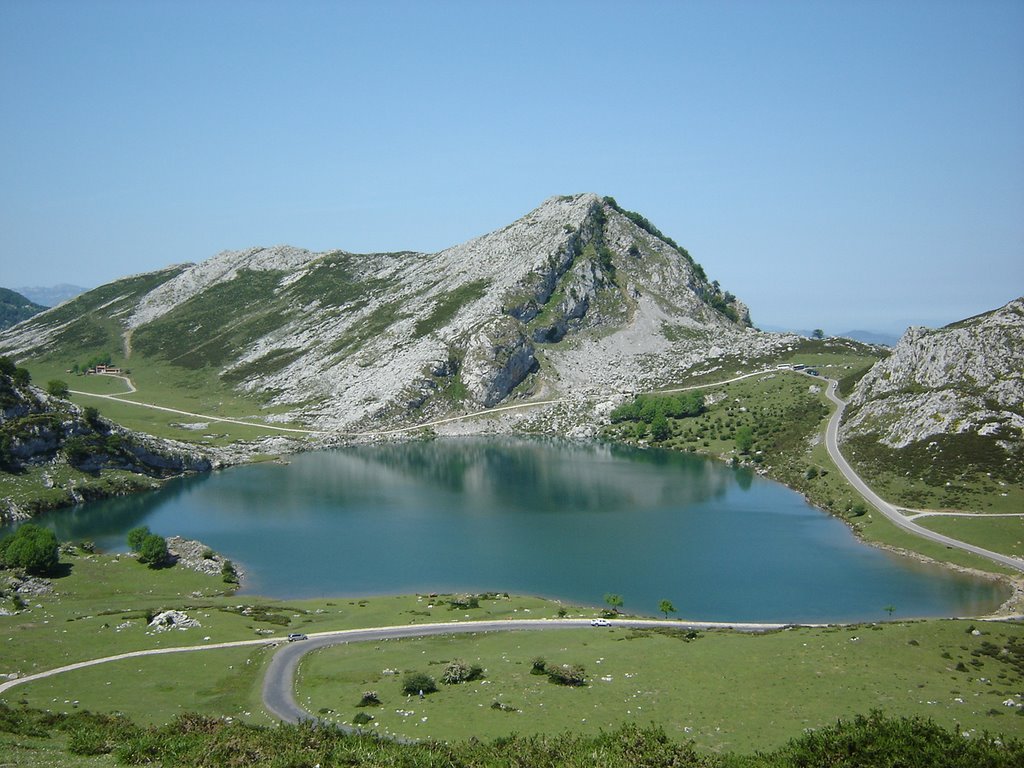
[1,1,1021,334]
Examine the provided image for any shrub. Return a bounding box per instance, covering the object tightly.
[401,672,437,696]
[67,724,111,756]
[0,523,59,575]
[531,657,547,675]
[62,436,92,465]
[126,526,150,551]
[545,663,587,686]
[137,534,168,568]
[357,691,381,707]
[352,712,374,726]
[46,379,69,397]
[221,560,239,584]
[441,659,483,684]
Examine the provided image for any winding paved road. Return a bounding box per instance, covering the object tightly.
[0,618,786,705]
[822,377,1024,573]
[30,366,1018,725]
[260,618,789,724]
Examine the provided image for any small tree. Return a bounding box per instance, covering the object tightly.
[650,414,671,442]
[735,426,754,454]
[221,560,239,584]
[0,523,59,576]
[46,379,69,397]
[812,329,824,339]
[659,599,676,619]
[127,526,150,552]
[83,406,102,427]
[402,672,437,696]
[137,533,168,568]
[604,593,624,615]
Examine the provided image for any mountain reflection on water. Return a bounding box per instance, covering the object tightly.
[16,438,1006,622]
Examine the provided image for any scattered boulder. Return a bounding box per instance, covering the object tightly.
[166,536,244,583]
[148,609,200,631]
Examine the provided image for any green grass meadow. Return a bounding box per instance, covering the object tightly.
[917,516,1024,559]
[1,547,1023,758]
[297,621,1024,753]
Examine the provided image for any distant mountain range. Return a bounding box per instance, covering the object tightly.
[760,325,899,347]
[14,283,89,308]
[0,287,46,330]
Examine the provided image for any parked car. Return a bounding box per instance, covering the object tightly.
[591,618,610,627]
[287,633,308,642]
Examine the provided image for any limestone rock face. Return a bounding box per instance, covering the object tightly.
[842,297,1024,449]
[461,316,537,407]
[1,193,777,432]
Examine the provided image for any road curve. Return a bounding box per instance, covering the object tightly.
[261,618,788,724]
[822,377,1024,573]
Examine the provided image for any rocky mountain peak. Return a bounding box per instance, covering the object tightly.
[842,297,1024,449]
[1,194,772,432]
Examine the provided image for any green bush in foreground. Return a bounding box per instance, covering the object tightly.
[401,671,437,696]
[0,522,59,575]
[0,705,1022,767]
[137,533,169,567]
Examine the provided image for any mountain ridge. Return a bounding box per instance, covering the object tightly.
[0,288,46,331]
[0,194,783,433]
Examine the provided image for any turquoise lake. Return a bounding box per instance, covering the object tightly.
[26,438,1004,622]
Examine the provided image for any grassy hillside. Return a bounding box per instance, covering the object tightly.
[0,288,45,330]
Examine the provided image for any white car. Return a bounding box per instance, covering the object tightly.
[591,618,611,627]
[287,633,308,642]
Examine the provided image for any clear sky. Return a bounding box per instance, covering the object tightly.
[1,1,1022,334]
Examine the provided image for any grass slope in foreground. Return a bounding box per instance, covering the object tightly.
[1,707,1021,768]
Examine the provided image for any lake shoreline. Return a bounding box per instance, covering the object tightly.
[9,434,1019,621]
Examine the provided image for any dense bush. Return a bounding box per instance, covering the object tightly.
[611,392,704,424]
[45,379,69,397]
[401,671,437,696]
[545,662,587,686]
[137,534,169,567]
[0,523,59,575]
[126,526,150,551]
[1,703,1022,767]
[441,659,484,684]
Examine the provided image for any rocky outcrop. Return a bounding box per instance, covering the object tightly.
[1,193,775,433]
[842,297,1024,449]
[166,536,244,582]
[460,317,538,407]
[0,368,215,521]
